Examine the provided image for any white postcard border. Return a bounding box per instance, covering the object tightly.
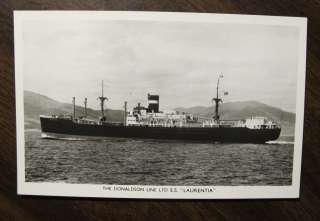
[14,11,307,199]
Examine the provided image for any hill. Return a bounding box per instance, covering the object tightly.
[24,90,124,129]
[175,101,295,135]
[24,91,295,135]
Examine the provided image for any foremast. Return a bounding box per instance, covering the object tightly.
[98,80,108,119]
[212,74,223,123]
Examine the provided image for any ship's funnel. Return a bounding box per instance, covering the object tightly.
[147,94,159,113]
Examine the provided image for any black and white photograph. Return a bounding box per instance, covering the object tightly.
[15,11,307,199]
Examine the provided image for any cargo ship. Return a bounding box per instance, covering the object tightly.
[40,77,281,143]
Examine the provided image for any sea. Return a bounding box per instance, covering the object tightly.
[25,129,294,186]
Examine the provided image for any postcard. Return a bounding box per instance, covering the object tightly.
[15,11,307,199]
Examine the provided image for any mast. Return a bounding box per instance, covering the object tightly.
[124,101,127,126]
[212,74,223,122]
[84,98,87,118]
[98,80,108,118]
[72,97,76,119]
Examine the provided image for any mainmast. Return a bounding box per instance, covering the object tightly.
[84,97,87,118]
[212,74,223,122]
[124,101,127,126]
[72,97,76,119]
[98,81,108,118]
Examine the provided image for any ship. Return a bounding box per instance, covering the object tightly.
[40,77,281,143]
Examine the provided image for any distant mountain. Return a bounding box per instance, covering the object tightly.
[24,90,124,129]
[175,101,295,135]
[24,91,295,135]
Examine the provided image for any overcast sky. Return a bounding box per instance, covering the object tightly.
[21,19,299,112]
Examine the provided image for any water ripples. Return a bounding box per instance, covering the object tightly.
[25,130,293,186]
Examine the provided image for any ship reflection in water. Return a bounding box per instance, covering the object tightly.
[25,130,293,185]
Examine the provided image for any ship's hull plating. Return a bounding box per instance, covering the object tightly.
[40,117,281,143]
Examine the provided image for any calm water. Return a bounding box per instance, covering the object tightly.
[25,130,293,185]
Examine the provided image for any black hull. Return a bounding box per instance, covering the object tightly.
[40,117,281,143]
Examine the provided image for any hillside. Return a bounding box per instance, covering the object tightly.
[24,90,124,129]
[175,101,295,135]
[24,91,295,135]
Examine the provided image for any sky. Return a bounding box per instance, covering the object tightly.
[21,18,299,112]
